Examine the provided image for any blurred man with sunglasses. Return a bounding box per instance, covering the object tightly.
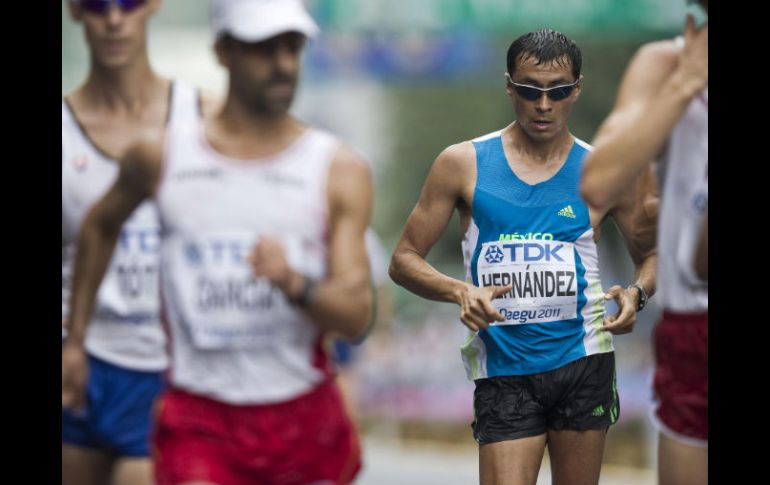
[580,1,708,484]
[61,1,214,483]
[63,0,372,483]
[390,28,658,485]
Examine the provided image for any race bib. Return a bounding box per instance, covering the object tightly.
[88,226,161,324]
[476,240,578,325]
[165,232,301,350]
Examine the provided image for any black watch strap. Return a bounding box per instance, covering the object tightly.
[292,277,319,308]
[628,284,648,312]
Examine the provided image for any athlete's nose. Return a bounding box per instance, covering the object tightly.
[535,93,552,113]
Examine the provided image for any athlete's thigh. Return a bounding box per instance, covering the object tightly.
[62,443,114,485]
[479,434,547,485]
[113,456,154,485]
[658,432,708,485]
[547,428,607,485]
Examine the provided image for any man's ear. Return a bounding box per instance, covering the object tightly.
[214,36,231,69]
[504,72,514,98]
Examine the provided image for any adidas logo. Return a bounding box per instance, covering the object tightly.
[557,205,576,218]
[591,405,605,417]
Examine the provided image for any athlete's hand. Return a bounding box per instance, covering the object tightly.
[455,283,512,332]
[248,237,305,299]
[61,340,88,411]
[601,285,638,335]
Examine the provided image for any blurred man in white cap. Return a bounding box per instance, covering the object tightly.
[62,0,373,483]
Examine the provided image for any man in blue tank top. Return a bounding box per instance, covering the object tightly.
[390,29,658,485]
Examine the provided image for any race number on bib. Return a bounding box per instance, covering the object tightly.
[86,227,161,324]
[476,240,578,325]
[165,232,301,349]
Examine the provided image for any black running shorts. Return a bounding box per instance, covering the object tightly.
[471,352,618,444]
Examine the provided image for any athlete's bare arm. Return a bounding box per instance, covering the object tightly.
[61,133,163,409]
[598,166,659,335]
[250,144,375,341]
[389,142,511,332]
[580,17,708,212]
[308,145,374,339]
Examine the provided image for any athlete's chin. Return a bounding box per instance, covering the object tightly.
[95,52,134,70]
[524,129,557,143]
[264,97,294,116]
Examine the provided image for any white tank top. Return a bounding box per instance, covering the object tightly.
[61,80,199,371]
[157,121,340,404]
[657,37,708,312]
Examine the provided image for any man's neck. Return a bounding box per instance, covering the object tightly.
[76,55,165,114]
[205,97,306,160]
[217,96,299,139]
[507,121,574,165]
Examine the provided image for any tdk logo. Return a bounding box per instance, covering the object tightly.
[484,246,505,264]
[184,241,248,266]
[485,242,565,263]
[118,228,160,253]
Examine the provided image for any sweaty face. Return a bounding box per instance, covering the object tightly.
[222,32,306,117]
[506,55,581,144]
[72,0,156,69]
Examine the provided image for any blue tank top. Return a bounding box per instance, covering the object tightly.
[459,129,612,379]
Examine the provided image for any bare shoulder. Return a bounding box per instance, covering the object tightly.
[435,140,476,174]
[634,39,680,72]
[425,140,477,197]
[327,142,374,212]
[329,142,372,184]
[618,39,681,100]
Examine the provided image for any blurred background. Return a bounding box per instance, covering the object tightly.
[63,1,690,483]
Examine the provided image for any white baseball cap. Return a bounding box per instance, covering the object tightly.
[210,0,320,43]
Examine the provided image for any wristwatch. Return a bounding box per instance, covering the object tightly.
[291,276,319,308]
[628,284,648,312]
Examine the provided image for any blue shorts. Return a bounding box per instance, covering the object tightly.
[62,354,165,457]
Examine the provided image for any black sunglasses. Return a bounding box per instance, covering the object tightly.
[506,73,583,102]
[79,0,147,15]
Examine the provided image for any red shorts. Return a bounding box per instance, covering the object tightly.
[152,380,361,485]
[652,311,708,445]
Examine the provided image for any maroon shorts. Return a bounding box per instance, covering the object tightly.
[652,311,708,444]
[152,380,361,485]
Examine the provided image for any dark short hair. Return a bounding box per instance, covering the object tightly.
[506,29,582,81]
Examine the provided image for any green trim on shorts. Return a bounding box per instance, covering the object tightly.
[610,367,619,424]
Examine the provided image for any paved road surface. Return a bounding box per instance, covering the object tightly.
[356,437,655,485]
